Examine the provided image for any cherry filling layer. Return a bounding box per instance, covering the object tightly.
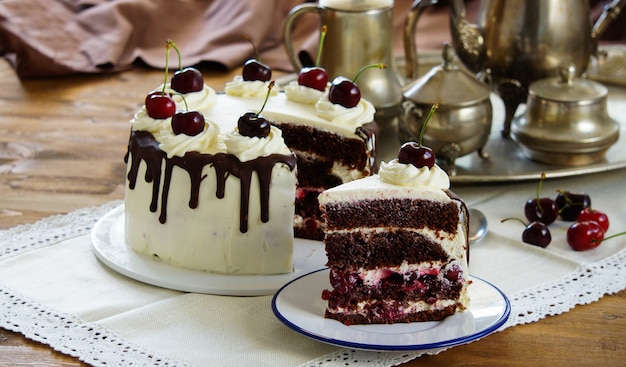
[322,262,465,320]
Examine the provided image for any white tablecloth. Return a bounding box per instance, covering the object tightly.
[2,164,625,366]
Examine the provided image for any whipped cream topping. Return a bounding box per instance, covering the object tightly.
[129,108,172,134]
[284,81,326,105]
[379,159,450,190]
[130,83,217,134]
[157,119,221,158]
[167,84,217,115]
[315,94,376,127]
[224,125,292,162]
[224,76,279,98]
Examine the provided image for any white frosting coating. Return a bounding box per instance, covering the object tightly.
[379,159,450,189]
[224,76,279,98]
[125,84,298,275]
[125,158,296,275]
[224,125,292,162]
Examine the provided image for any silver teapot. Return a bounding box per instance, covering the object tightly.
[412,0,625,138]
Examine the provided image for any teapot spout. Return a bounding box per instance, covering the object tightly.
[591,0,626,55]
[403,0,438,80]
[449,0,484,74]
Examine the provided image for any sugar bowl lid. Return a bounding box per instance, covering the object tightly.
[529,64,608,102]
[402,43,491,107]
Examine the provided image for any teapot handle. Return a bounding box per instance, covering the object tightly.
[283,3,321,72]
[403,0,438,80]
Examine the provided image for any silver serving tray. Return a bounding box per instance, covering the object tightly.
[277,51,626,184]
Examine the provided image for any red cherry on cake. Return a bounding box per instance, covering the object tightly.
[328,76,360,108]
[171,110,205,136]
[241,36,272,82]
[328,63,385,108]
[577,207,609,232]
[237,80,274,138]
[567,220,604,251]
[298,66,328,91]
[242,59,272,82]
[397,104,438,169]
[171,67,204,94]
[398,141,435,169]
[297,26,328,91]
[145,92,176,119]
[238,112,270,138]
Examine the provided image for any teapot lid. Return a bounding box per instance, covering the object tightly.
[529,64,607,102]
[402,43,491,106]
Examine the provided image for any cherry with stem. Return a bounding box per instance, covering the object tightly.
[238,81,275,138]
[328,63,386,108]
[298,25,329,91]
[524,172,558,225]
[398,104,438,169]
[242,35,272,82]
[501,217,551,248]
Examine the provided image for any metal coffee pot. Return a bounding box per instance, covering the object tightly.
[413,0,625,138]
[399,43,492,175]
[283,0,403,115]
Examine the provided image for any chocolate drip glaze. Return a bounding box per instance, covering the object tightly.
[125,130,296,233]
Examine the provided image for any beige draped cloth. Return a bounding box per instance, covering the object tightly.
[0,0,321,78]
[0,0,622,79]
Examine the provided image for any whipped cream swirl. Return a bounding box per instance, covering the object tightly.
[166,84,217,115]
[157,119,221,158]
[129,108,171,134]
[224,76,279,98]
[379,159,450,190]
[284,81,326,105]
[224,125,291,162]
[315,95,375,127]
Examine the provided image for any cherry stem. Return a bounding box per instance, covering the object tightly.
[536,172,547,214]
[501,217,528,226]
[315,25,327,67]
[162,40,174,95]
[353,63,386,83]
[418,104,438,147]
[244,35,262,62]
[179,94,189,112]
[168,40,183,71]
[257,80,275,117]
[592,230,626,243]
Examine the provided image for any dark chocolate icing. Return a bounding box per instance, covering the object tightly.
[125,130,296,233]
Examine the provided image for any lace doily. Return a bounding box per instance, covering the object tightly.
[1,200,625,367]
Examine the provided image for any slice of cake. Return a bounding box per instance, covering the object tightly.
[219,75,378,241]
[318,141,470,325]
[124,75,298,275]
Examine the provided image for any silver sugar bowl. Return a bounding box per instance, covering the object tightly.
[511,65,620,166]
[399,44,492,175]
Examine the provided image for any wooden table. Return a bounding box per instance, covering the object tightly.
[0,58,624,366]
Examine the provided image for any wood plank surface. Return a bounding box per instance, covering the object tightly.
[1,58,625,366]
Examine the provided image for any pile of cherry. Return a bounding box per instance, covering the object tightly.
[503,173,623,251]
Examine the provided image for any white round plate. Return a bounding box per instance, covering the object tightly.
[91,205,327,296]
[272,268,510,351]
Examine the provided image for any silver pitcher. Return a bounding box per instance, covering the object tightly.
[408,0,624,138]
[283,0,403,113]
